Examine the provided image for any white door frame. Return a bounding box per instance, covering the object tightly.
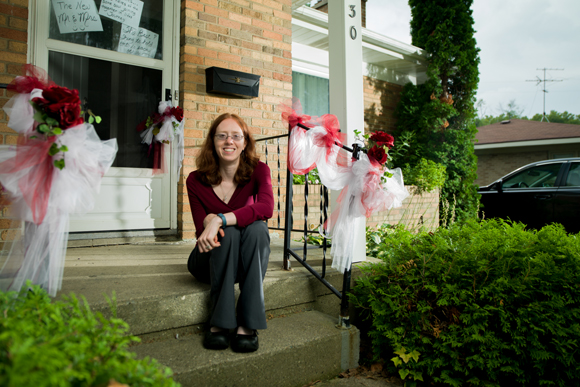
[28,0,180,232]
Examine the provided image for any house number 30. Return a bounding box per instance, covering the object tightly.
[349,5,357,40]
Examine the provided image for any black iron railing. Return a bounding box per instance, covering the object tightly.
[256,123,364,328]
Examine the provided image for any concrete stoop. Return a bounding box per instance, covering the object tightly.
[131,311,359,387]
[57,238,365,387]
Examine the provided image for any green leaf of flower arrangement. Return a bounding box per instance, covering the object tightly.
[51,127,62,135]
[88,116,94,124]
[32,110,45,123]
[46,117,59,126]
[53,159,65,170]
[48,143,60,156]
[38,124,50,133]
[95,116,102,124]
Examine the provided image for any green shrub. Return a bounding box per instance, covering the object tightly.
[292,167,321,185]
[402,158,446,195]
[0,284,179,387]
[352,219,580,386]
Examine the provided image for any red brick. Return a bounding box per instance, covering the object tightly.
[199,0,218,6]
[204,58,228,68]
[217,52,241,63]
[8,39,25,53]
[229,12,252,25]
[197,48,217,59]
[185,1,204,12]
[0,4,28,19]
[252,18,272,31]
[8,16,26,30]
[205,5,228,18]
[0,26,26,41]
[198,12,217,23]
[218,17,241,30]
[263,30,282,41]
[273,56,291,67]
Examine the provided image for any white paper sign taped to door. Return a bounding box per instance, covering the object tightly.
[52,0,104,34]
[117,24,159,58]
[99,0,144,29]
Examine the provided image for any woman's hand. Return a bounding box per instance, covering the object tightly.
[197,216,225,253]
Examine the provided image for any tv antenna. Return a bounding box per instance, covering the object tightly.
[526,68,563,122]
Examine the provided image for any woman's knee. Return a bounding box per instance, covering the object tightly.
[187,247,211,284]
[241,221,270,244]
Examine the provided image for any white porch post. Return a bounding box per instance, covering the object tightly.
[328,0,366,264]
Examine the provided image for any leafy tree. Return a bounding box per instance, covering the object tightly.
[497,99,524,119]
[389,0,480,223]
[531,110,580,124]
[475,113,529,127]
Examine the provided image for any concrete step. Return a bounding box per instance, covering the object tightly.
[58,238,351,337]
[57,238,366,386]
[131,310,360,387]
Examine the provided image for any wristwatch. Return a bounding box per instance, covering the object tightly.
[217,213,227,227]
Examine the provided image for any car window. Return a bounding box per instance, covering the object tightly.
[503,163,562,189]
[565,163,580,187]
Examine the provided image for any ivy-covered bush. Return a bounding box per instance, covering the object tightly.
[390,0,481,224]
[401,158,446,195]
[0,285,179,387]
[352,219,580,386]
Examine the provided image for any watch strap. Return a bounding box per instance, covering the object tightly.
[217,213,227,227]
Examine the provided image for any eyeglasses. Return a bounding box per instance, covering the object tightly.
[215,133,244,142]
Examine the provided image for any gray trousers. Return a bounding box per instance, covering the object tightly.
[187,221,270,330]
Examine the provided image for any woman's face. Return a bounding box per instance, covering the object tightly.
[214,118,246,166]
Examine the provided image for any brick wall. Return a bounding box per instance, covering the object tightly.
[291,184,439,238]
[179,0,293,240]
[475,151,548,186]
[0,0,28,248]
[363,75,403,134]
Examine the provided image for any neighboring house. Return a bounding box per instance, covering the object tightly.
[0,1,426,244]
[474,119,580,186]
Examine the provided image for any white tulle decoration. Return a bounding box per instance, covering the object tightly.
[328,154,409,273]
[282,99,409,274]
[0,70,117,296]
[139,100,185,177]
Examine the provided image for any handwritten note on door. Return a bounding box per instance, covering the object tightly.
[52,0,103,34]
[117,24,159,58]
[99,0,144,29]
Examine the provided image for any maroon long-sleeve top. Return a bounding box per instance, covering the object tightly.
[186,161,274,238]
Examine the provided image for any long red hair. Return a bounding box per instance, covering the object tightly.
[196,113,259,185]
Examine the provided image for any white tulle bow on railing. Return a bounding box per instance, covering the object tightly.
[0,65,117,296]
[137,101,185,177]
[279,98,409,273]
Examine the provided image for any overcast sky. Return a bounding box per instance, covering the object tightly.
[365,0,580,118]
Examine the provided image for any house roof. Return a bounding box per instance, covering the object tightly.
[475,119,580,149]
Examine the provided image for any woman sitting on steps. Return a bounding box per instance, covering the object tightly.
[186,113,274,353]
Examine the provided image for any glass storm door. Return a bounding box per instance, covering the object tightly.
[32,0,179,232]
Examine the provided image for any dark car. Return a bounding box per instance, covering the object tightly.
[478,158,580,233]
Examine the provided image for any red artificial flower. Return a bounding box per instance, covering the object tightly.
[369,131,394,148]
[170,106,184,122]
[32,85,83,129]
[368,145,388,165]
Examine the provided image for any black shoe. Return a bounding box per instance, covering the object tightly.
[203,330,229,350]
[231,330,259,353]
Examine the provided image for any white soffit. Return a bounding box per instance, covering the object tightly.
[292,5,427,77]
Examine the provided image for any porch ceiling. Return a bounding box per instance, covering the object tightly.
[292,5,427,77]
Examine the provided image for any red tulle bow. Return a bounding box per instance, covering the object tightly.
[7,64,55,94]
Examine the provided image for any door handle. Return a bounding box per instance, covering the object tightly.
[165,88,172,101]
[534,194,552,200]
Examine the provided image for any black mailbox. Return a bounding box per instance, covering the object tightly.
[205,67,260,99]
